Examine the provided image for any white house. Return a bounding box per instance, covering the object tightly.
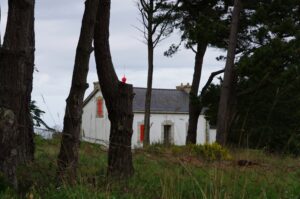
[81,82,216,148]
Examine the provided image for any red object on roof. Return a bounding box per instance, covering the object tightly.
[121,75,127,83]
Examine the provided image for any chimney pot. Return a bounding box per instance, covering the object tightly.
[176,83,191,94]
[93,82,100,90]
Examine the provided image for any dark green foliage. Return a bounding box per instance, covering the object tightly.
[250,0,300,38]
[177,0,229,46]
[165,0,230,55]
[234,0,300,154]
[202,0,300,155]
[30,100,45,128]
[202,83,221,127]
[233,38,300,155]
[203,38,300,155]
[30,100,54,131]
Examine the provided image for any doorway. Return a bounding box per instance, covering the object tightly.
[163,124,172,145]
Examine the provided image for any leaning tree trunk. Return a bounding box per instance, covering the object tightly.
[57,0,99,183]
[94,0,134,178]
[216,0,242,146]
[0,0,35,188]
[143,23,154,147]
[186,43,207,144]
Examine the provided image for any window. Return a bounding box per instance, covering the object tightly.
[140,124,144,142]
[96,97,104,117]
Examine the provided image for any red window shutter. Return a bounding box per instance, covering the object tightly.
[140,124,144,142]
[97,98,103,117]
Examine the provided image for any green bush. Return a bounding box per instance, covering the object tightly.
[169,143,231,161]
[186,143,231,161]
[170,145,185,156]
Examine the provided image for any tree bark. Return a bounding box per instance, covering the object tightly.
[216,0,242,146]
[94,0,134,178]
[186,43,207,144]
[57,0,99,183]
[0,0,35,188]
[107,83,134,178]
[143,1,154,146]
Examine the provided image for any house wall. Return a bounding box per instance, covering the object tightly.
[81,90,216,147]
[81,90,111,146]
[132,113,208,148]
[209,129,217,144]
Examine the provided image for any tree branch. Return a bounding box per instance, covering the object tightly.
[188,44,197,54]
[200,69,225,97]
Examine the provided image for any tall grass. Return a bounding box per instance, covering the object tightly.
[0,135,299,198]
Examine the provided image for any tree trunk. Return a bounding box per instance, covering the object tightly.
[57,0,99,183]
[186,43,207,144]
[94,0,134,178]
[143,45,153,146]
[0,108,18,187]
[0,0,35,188]
[143,3,154,146]
[107,83,134,178]
[216,0,242,146]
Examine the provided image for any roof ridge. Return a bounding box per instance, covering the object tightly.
[133,87,180,91]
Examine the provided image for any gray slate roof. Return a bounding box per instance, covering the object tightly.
[133,87,189,113]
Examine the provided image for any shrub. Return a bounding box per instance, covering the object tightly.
[187,143,231,161]
[170,145,185,156]
[168,143,231,161]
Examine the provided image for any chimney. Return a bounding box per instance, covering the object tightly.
[176,83,191,94]
[93,82,100,90]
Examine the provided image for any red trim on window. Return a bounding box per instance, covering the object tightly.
[140,124,144,142]
[97,98,103,117]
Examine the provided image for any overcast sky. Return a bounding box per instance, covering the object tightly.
[0,0,225,129]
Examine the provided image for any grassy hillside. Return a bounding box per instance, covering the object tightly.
[1,135,300,199]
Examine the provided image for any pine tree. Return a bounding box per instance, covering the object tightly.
[0,0,35,188]
[204,0,300,153]
[94,0,134,178]
[57,0,99,183]
[216,0,242,145]
[164,0,229,144]
[137,0,174,146]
